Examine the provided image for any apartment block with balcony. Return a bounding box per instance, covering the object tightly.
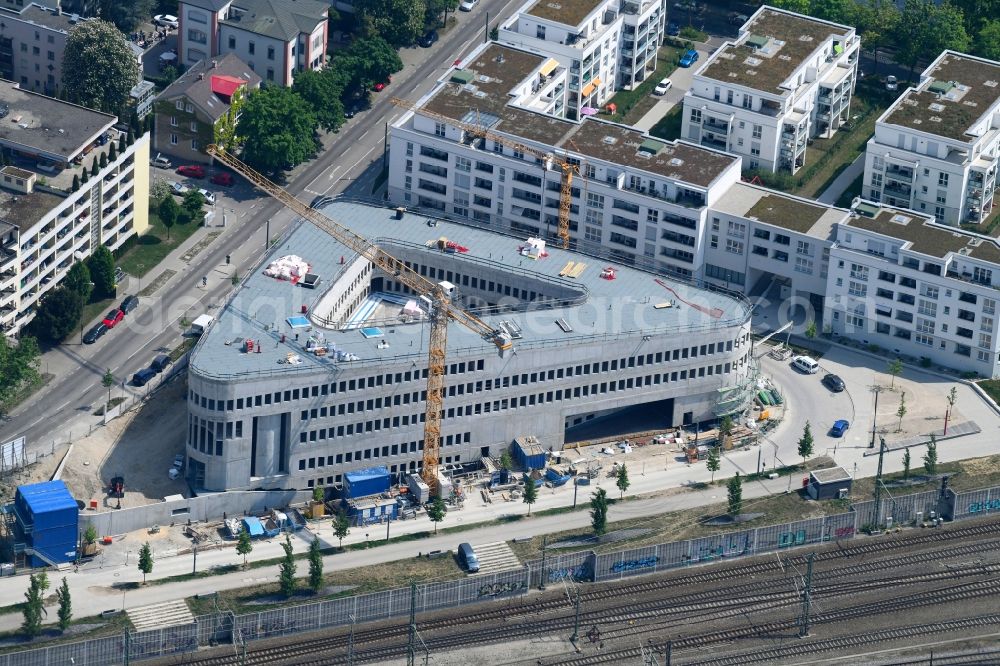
[862,51,1000,227]
[826,200,1000,377]
[681,6,859,174]
[388,42,743,281]
[0,2,84,97]
[0,80,149,336]
[178,0,327,86]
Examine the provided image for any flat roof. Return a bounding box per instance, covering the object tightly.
[844,206,969,258]
[711,182,847,237]
[699,7,852,95]
[0,187,65,231]
[810,466,851,484]
[525,0,606,27]
[421,43,739,188]
[190,200,749,380]
[17,480,76,514]
[882,51,1000,143]
[0,80,116,161]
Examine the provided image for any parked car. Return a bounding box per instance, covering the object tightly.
[132,368,156,387]
[150,354,171,373]
[210,172,234,187]
[172,454,185,470]
[344,99,367,118]
[114,266,125,285]
[459,0,478,10]
[373,76,392,92]
[102,308,124,329]
[829,419,850,438]
[418,30,439,48]
[150,154,172,169]
[667,22,680,36]
[177,165,206,178]
[82,322,107,344]
[653,78,673,95]
[728,12,749,24]
[121,294,139,314]
[885,75,898,92]
[679,49,699,67]
[457,542,480,572]
[198,188,216,205]
[822,373,845,392]
[170,181,190,196]
[791,355,820,374]
[153,14,178,28]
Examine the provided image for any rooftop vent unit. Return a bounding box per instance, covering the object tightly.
[546,2,561,7]
[602,136,617,145]
[929,102,945,112]
[963,100,978,107]
[930,116,943,122]
[985,80,999,88]
[745,56,762,67]
[669,157,684,166]
[797,34,814,42]
[477,75,492,83]
[890,214,911,224]
[496,54,505,64]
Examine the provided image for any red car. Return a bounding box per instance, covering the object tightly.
[210,172,234,187]
[102,308,124,328]
[373,75,391,92]
[177,165,205,178]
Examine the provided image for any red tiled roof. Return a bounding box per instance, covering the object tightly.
[210,75,245,99]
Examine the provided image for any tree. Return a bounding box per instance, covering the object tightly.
[945,386,958,434]
[237,86,318,175]
[90,159,99,177]
[64,261,93,303]
[292,69,346,133]
[924,435,938,475]
[98,152,107,169]
[158,195,179,239]
[853,0,901,74]
[56,577,72,632]
[975,20,1000,60]
[427,496,446,534]
[727,472,743,517]
[92,0,155,32]
[21,574,43,638]
[354,0,426,46]
[769,0,809,12]
[81,169,89,185]
[718,415,733,449]
[590,488,608,536]
[896,392,907,432]
[279,535,297,597]
[798,421,814,463]
[72,174,80,192]
[101,368,115,407]
[333,511,350,547]
[425,0,459,27]
[887,358,903,388]
[809,0,859,26]
[616,463,630,499]
[499,451,513,471]
[0,335,40,414]
[902,448,911,480]
[706,447,721,482]
[137,541,153,584]
[27,287,84,343]
[182,189,206,221]
[522,474,537,515]
[312,485,325,503]
[896,0,970,79]
[339,37,404,94]
[805,320,817,339]
[86,245,116,299]
[108,141,117,160]
[62,20,140,117]
[308,537,324,593]
[235,526,253,566]
[213,83,247,151]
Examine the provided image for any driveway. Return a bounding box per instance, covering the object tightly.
[632,40,721,132]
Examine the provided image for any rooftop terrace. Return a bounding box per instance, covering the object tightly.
[525,0,607,27]
[882,51,1000,143]
[190,200,749,380]
[844,204,971,258]
[419,43,739,189]
[698,7,852,95]
[711,182,847,237]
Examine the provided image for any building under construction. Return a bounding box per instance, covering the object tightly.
[185,200,753,492]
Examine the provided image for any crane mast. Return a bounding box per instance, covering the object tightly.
[206,145,511,494]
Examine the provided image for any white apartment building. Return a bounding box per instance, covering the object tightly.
[498,0,666,119]
[680,6,859,174]
[0,2,84,97]
[388,42,743,281]
[862,51,1000,227]
[826,200,1000,377]
[0,81,150,336]
[177,0,327,86]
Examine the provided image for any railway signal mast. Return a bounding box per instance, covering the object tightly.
[206,145,513,495]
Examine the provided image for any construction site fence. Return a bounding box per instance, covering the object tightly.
[4,482,1000,665]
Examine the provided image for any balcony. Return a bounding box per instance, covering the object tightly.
[885,165,914,182]
[884,182,912,197]
[703,117,730,132]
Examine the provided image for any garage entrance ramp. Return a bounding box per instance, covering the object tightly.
[471,541,522,575]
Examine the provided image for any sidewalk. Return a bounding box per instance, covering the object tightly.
[816,153,865,205]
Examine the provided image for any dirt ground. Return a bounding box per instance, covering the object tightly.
[61,377,189,509]
[871,372,966,444]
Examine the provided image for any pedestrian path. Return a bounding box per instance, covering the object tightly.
[817,153,865,205]
[127,599,193,631]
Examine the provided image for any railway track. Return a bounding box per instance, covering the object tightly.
[170,519,1000,666]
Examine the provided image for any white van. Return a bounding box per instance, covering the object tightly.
[792,355,820,374]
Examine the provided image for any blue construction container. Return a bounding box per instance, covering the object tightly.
[14,481,78,567]
[513,437,546,471]
[344,466,390,499]
[344,496,398,526]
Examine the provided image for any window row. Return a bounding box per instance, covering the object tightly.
[296,434,472,471]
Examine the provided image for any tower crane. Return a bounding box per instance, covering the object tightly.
[390,97,578,249]
[205,145,512,495]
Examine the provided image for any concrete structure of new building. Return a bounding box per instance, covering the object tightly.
[184,200,753,491]
[862,51,1000,227]
[0,2,85,97]
[681,6,859,174]
[177,0,328,86]
[0,80,150,335]
[497,0,666,120]
[152,53,260,164]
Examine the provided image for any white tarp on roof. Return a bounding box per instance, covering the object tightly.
[264,255,310,281]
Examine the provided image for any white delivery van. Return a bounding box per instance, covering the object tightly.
[791,355,820,374]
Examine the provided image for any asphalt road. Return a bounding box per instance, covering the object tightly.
[0,0,524,453]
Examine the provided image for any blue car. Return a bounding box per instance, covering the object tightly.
[679,49,699,67]
[830,419,850,437]
[667,22,680,36]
